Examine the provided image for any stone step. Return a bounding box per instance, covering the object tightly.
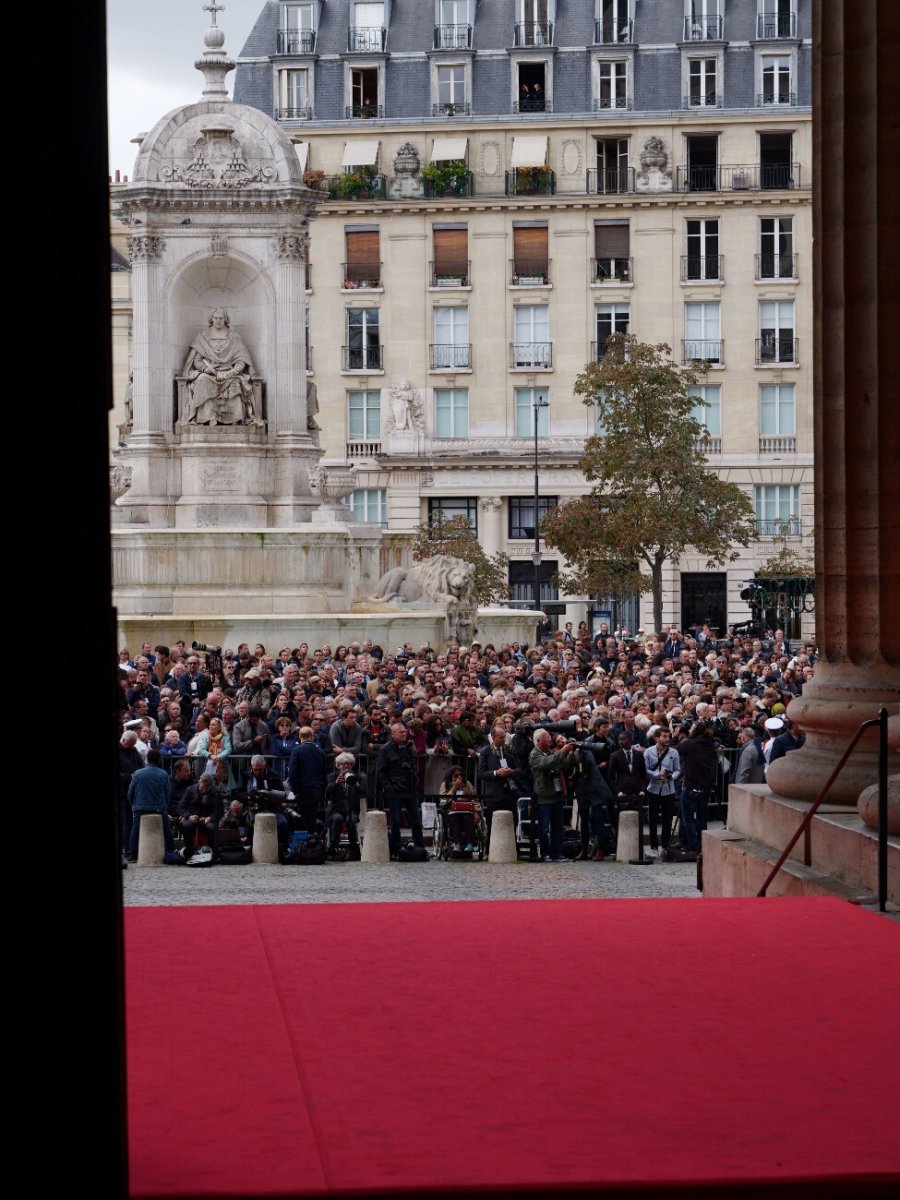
[724,784,899,900]
[702,828,887,904]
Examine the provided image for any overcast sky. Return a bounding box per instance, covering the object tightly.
[107,0,262,177]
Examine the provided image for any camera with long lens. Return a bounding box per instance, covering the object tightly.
[192,641,222,655]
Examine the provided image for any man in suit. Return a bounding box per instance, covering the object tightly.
[477,723,524,846]
[607,732,648,843]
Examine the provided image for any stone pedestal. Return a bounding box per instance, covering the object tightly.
[360,810,390,863]
[387,430,421,456]
[766,1,900,814]
[251,813,279,864]
[137,814,165,866]
[488,810,517,863]
[615,809,639,863]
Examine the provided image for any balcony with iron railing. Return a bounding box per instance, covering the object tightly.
[592,257,633,284]
[326,172,387,200]
[346,103,384,119]
[348,27,386,52]
[759,435,797,454]
[587,166,636,194]
[684,91,721,108]
[513,96,551,113]
[594,19,633,44]
[430,344,472,370]
[510,259,551,287]
[758,91,797,106]
[593,96,632,111]
[757,11,797,38]
[505,168,555,196]
[756,336,798,365]
[277,29,316,54]
[431,101,471,117]
[434,24,472,49]
[682,339,724,365]
[683,15,724,40]
[756,252,797,280]
[275,106,312,120]
[677,162,803,191]
[346,439,382,459]
[510,342,552,369]
[514,22,554,46]
[422,169,474,197]
[342,345,383,371]
[592,337,629,362]
[430,260,471,287]
[756,517,801,536]
[342,262,382,289]
[681,255,724,281]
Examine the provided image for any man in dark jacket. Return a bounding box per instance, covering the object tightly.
[678,721,718,851]
[119,730,145,854]
[287,727,328,832]
[767,718,806,766]
[377,723,425,859]
[528,728,577,862]
[570,741,614,860]
[477,725,524,845]
[177,774,221,858]
[127,749,174,860]
[231,706,272,759]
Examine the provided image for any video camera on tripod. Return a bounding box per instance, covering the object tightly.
[191,640,225,686]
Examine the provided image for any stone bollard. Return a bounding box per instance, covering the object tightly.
[360,809,390,864]
[137,813,165,866]
[488,810,517,863]
[615,808,640,863]
[252,812,279,864]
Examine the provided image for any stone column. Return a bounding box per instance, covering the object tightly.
[478,496,504,558]
[273,231,309,437]
[767,0,900,809]
[127,234,167,440]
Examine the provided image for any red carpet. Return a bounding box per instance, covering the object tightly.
[126,898,899,1197]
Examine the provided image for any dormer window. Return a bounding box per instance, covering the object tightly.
[516,0,554,47]
[435,0,472,49]
[279,3,316,55]
[350,2,387,52]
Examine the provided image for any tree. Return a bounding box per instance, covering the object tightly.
[542,334,758,633]
[411,513,509,606]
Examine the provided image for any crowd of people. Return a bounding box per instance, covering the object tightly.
[118,620,813,864]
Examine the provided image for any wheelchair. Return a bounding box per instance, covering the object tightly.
[432,797,487,861]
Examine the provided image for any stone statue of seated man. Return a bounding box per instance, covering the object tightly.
[182,308,262,426]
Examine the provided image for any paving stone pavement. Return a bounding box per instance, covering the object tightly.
[122,854,703,906]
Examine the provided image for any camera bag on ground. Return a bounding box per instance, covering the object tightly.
[398,843,429,863]
[185,845,215,867]
[287,830,328,864]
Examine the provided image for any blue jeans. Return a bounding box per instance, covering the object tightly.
[680,787,710,852]
[537,800,564,859]
[128,810,174,858]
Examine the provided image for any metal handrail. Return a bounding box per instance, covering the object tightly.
[757,707,891,911]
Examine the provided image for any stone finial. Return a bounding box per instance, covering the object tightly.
[393,142,421,176]
[196,2,235,98]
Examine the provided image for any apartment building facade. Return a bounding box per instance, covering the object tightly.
[123,0,815,635]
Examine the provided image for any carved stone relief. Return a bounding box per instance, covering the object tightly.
[480,141,501,177]
[109,464,133,501]
[560,139,583,176]
[385,381,424,432]
[636,136,673,192]
[127,235,163,262]
[161,126,277,188]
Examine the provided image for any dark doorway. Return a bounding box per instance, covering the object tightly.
[517,62,547,111]
[681,572,727,636]
[760,132,793,188]
[686,134,718,191]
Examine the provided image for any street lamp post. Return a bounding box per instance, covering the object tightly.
[532,393,549,642]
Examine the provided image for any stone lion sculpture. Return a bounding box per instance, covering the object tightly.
[372,555,475,607]
[370,555,477,644]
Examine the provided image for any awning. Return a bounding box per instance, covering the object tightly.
[294,141,309,172]
[510,135,548,168]
[431,136,468,163]
[342,139,380,167]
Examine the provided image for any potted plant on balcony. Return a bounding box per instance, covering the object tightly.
[421,160,469,197]
[514,165,551,195]
[331,167,381,200]
[302,169,326,191]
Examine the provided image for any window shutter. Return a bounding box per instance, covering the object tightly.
[433,227,468,272]
[345,230,380,268]
[513,226,548,266]
[595,223,630,258]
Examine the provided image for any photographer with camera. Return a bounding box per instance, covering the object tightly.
[644,727,682,859]
[528,728,577,862]
[324,752,361,859]
[569,739,615,861]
